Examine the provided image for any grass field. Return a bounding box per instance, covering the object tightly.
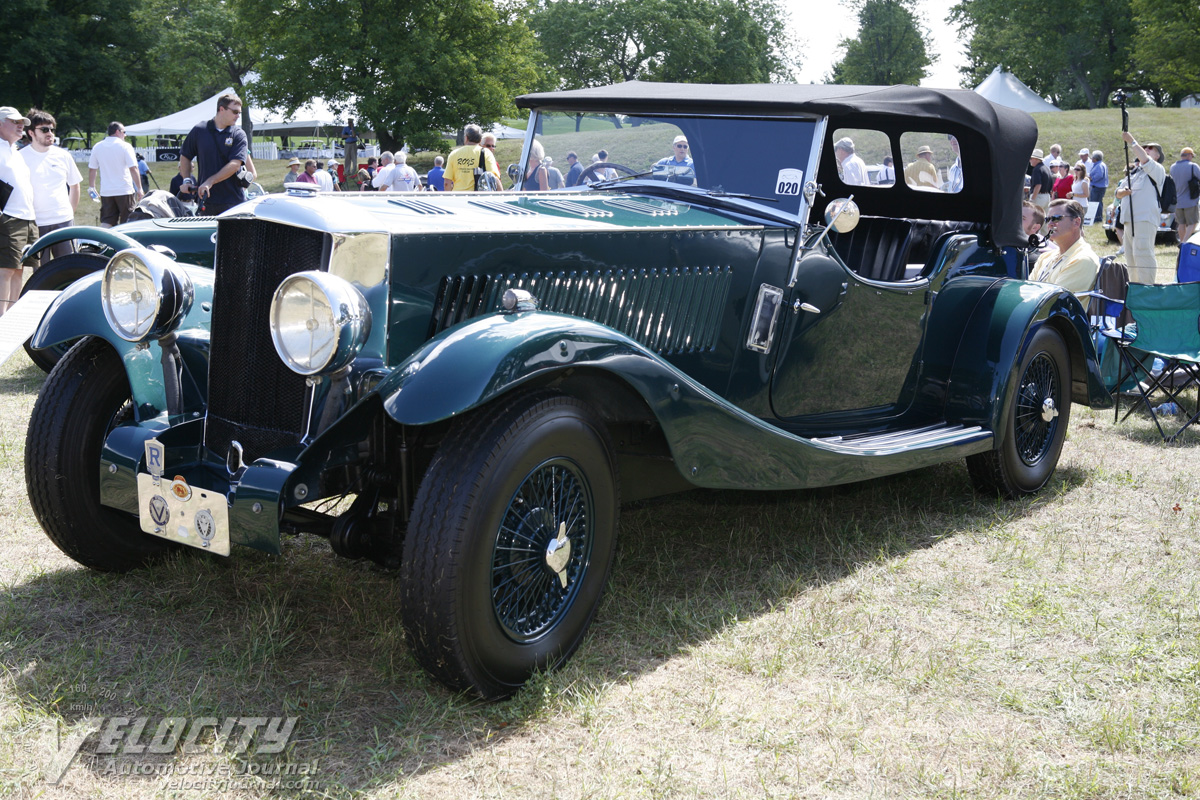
[15,104,1198,798]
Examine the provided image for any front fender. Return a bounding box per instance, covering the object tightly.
[30,262,215,417]
[379,311,661,425]
[945,280,1110,437]
[21,225,141,266]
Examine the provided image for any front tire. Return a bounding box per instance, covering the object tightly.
[967,326,1071,497]
[400,392,619,699]
[22,252,109,372]
[25,337,178,570]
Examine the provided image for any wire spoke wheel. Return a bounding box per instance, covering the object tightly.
[492,458,593,642]
[1013,352,1060,466]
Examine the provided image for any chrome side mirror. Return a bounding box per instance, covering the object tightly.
[824,198,860,233]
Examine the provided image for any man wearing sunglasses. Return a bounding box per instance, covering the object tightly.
[653,135,695,185]
[1030,198,1100,295]
[0,106,36,315]
[20,109,82,266]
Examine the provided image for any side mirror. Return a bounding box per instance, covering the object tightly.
[824,198,860,233]
[507,164,520,183]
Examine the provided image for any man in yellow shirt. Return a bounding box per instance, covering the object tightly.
[904,145,939,191]
[1031,199,1100,295]
[444,124,499,192]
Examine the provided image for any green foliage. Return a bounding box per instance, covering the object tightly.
[0,0,168,136]
[1132,0,1200,101]
[530,0,797,90]
[829,0,931,86]
[245,0,543,152]
[949,0,1136,108]
[134,0,265,135]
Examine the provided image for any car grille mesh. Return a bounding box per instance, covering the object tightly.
[205,219,327,462]
[429,266,733,353]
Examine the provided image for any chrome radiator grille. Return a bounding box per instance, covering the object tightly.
[205,219,329,461]
[429,266,733,354]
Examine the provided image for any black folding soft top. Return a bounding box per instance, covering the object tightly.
[518,81,1037,249]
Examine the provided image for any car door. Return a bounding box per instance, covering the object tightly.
[768,249,929,426]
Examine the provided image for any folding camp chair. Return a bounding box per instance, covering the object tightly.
[1179,239,1200,283]
[1077,256,1130,392]
[1111,281,1200,442]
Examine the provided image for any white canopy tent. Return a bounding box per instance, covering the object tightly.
[125,87,352,138]
[974,66,1061,113]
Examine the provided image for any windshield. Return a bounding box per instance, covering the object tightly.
[521,111,820,217]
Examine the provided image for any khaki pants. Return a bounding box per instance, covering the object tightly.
[1126,217,1159,284]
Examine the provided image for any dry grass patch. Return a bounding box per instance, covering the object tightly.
[0,350,1197,799]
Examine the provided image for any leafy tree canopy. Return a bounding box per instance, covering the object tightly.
[245,0,543,152]
[531,0,798,90]
[0,0,168,138]
[1132,0,1200,101]
[949,0,1136,108]
[828,0,931,86]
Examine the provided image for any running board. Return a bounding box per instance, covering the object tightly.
[810,423,991,456]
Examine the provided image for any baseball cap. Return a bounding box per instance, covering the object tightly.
[0,106,31,126]
[1078,148,1090,156]
[1183,147,1195,157]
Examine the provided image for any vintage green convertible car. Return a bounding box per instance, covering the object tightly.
[24,82,1111,699]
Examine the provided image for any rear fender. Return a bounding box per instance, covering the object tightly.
[944,280,1110,438]
[21,226,141,266]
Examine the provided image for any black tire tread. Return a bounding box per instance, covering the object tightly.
[25,337,177,571]
[400,390,618,697]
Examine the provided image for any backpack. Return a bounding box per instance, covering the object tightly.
[474,148,501,191]
[1189,163,1200,201]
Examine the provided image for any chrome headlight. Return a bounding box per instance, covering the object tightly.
[101,248,195,342]
[270,271,371,376]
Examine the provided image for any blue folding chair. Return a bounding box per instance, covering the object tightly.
[1179,240,1200,283]
[1111,282,1200,442]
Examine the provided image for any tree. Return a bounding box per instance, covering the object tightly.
[245,0,543,153]
[0,0,168,138]
[1132,0,1200,101]
[828,0,932,86]
[135,0,266,140]
[949,0,1136,108]
[530,0,797,90]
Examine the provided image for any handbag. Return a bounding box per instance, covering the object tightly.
[0,178,12,213]
[474,148,500,191]
[1189,164,1200,201]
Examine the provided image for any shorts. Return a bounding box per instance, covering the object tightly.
[100,193,136,227]
[0,214,38,270]
[1175,205,1199,226]
[36,220,76,266]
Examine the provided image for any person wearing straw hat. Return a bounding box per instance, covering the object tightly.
[1117,131,1166,283]
[904,144,939,190]
[283,157,302,185]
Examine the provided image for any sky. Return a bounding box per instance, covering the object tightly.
[785,0,969,89]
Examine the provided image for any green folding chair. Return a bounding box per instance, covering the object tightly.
[1112,282,1200,442]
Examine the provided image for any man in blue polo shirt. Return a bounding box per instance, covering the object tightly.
[179,92,249,215]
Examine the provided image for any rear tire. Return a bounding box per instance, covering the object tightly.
[967,326,1071,498]
[22,252,109,372]
[25,337,179,571]
[400,392,619,699]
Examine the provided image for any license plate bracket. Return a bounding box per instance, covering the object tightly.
[137,473,231,556]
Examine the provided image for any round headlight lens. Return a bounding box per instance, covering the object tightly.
[270,271,370,376]
[101,248,194,342]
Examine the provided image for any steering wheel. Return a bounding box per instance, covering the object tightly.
[577,161,639,184]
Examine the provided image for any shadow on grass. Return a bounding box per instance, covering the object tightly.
[0,459,1083,796]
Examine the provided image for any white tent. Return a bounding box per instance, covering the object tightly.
[974,66,1061,113]
[125,87,349,138]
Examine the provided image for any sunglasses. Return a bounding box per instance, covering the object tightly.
[483,144,495,149]
[1045,214,1077,222]
[675,143,688,149]
[36,125,55,133]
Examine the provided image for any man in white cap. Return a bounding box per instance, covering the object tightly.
[1116,131,1167,282]
[1075,148,1090,170]
[654,135,695,184]
[0,106,36,315]
[1027,148,1054,213]
[834,137,868,186]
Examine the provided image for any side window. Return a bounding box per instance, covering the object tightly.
[899,133,964,193]
[830,128,894,187]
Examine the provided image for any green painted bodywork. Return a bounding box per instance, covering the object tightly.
[31,188,1111,557]
[22,219,219,269]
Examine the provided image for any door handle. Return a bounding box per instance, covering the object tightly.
[793,301,821,314]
